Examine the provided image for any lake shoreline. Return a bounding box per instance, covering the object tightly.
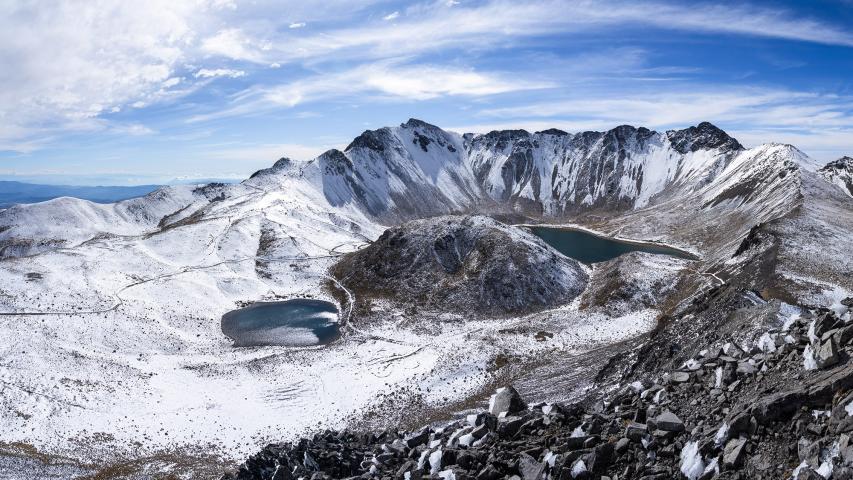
[515,222,700,261]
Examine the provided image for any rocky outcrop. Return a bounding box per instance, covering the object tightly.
[330,215,588,315]
[226,298,853,480]
[666,121,744,154]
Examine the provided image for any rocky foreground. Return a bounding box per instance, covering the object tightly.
[224,299,853,480]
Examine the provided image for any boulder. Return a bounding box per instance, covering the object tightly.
[814,312,842,338]
[517,453,545,480]
[405,430,430,449]
[798,437,820,468]
[796,467,826,480]
[651,411,685,432]
[736,362,756,375]
[625,422,647,442]
[497,416,525,439]
[816,338,840,369]
[475,466,501,480]
[723,438,747,468]
[489,386,527,416]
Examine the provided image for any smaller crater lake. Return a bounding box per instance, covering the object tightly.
[529,226,696,264]
[221,299,340,347]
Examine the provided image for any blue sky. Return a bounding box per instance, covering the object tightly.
[1,0,852,185]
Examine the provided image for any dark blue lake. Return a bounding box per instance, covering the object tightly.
[221,299,340,347]
[529,226,696,264]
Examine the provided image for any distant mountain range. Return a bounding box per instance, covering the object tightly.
[0,181,161,209]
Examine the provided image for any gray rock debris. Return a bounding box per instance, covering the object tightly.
[489,386,527,417]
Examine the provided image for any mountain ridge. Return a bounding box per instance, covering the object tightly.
[0,119,846,260]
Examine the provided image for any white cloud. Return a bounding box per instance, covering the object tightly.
[188,61,551,122]
[249,0,853,66]
[0,0,214,150]
[111,123,157,136]
[479,88,853,131]
[200,142,336,162]
[474,87,853,161]
[194,68,247,78]
[200,28,270,63]
[2,0,852,154]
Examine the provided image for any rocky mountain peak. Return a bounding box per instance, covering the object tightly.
[605,124,656,145]
[822,156,853,170]
[401,118,441,131]
[535,128,569,137]
[820,156,853,196]
[318,149,353,174]
[247,157,296,179]
[344,127,393,153]
[272,157,293,169]
[475,129,532,151]
[667,121,744,154]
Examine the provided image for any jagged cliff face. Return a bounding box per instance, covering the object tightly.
[467,122,743,215]
[295,119,757,220]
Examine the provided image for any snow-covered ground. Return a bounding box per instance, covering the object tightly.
[0,229,654,465]
[0,163,662,469]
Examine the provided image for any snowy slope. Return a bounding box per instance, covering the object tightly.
[0,184,220,257]
[0,119,851,475]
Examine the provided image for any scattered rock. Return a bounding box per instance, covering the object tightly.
[652,411,685,432]
[723,437,747,468]
[489,386,527,416]
[817,338,840,369]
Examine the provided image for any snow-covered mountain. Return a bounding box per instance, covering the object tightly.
[1,119,835,259]
[315,119,748,218]
[821,156,853,197]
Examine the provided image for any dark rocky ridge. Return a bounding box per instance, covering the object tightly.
[666,122,744,154]
[330,215,588,315]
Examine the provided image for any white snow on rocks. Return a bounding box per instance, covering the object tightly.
[570,459,587,478]
[804,345,819,371]
[679,441,705,480]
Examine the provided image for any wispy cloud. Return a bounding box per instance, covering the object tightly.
[1,0,852,160]
[194,68,247,79]
[472,87,853,160]
[198,142,335,162]
[225,0,853,66]
[478,88,853,131]
[189,61,552,122]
